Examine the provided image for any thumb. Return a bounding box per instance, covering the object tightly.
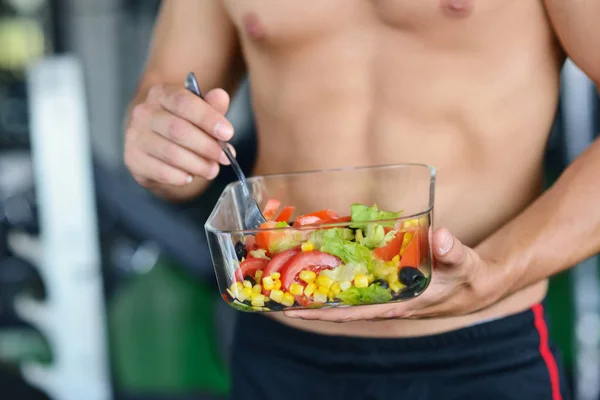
[432,228,467,265]
[204,88,231,115]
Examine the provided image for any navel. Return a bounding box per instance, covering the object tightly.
[440,0,474,17]
[242,12,266,41]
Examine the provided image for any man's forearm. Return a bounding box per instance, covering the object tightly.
[475,137,600,295]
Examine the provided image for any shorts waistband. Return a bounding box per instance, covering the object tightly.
[233,304,549,375]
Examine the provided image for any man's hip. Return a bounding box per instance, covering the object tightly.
[229,302,571,400]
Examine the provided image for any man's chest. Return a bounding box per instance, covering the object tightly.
[221,0,532,46]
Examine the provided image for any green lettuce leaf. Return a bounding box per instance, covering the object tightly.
[320,236,373,272]
[350,204,402,229]
[337,283,393,305]
[309,228,354,248]
[359,224,386,248]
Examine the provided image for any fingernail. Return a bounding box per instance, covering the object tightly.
[228,144,237,157]
[186,175,193,184]
[220,151,230,165]
[214,122,233,141]
[439,231,453,255]
[208,164,219,179]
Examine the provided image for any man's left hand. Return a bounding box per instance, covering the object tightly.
[283,228,509,322]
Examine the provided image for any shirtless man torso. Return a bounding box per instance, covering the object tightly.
[124,1,600,398]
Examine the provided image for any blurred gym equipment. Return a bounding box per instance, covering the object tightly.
[21,55,111,400]
[562,60,600,400]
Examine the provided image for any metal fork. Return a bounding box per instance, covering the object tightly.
[184,72,267,229]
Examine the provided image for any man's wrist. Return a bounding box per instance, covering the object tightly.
[475,236,533,300]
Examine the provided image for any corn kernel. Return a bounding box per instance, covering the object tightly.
[404,219,418,228]
[255,270,263,281]
[299,270,317,283]
[270,289,284,303]
[390,282,404,293]
[304,283,316,297]
[368,274,375,284]
[290,283,304,296]
[270,272,281,279]
[237,290,249,302]
[243,287,253,298]
[400,232,414,256]
[226,289,235,299]
[316,275,334,289]
[391,255,400,265]
[251,292,264,302]
[387,272,399,285]
[354,274,369,288]
[252,284,262,293]
[251,298,265,307]
[301,241,314,252]
[340,281,352,291]
[273,280,282,290]
[262,276,275,290]
[313,292,328,303]
[330,282,342,296]
[230,282,244,296]
[282,292,295,307]
[316,285,329,295]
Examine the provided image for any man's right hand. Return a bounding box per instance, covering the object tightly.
[124,83,236,200]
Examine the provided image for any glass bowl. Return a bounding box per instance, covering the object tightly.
[205,163,435,312]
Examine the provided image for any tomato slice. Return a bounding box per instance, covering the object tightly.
[295,294,312,307]
[275,206,295,222]
[293,209,338,226]
[234,257,269,282]
[260,247,301,294]
[399,231,421,268]
[262,199,281,221]
[318,215,352,228]
[263,247,301,277]
[280,250,341,290]
[255,221,278,250]
[373,231,405,261]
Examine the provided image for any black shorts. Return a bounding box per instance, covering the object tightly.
[229,303,571,400]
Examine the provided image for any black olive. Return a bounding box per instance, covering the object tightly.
[399,267,425,287]
[373,279,389,289]
[224,291,234,302]
[246,276,256,286]
[235,241,247,261]
[267,302,285,311]
[242,299,252,306]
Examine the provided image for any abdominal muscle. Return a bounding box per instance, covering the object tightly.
[239,14,562,338]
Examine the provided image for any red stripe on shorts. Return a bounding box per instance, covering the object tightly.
[532,303,563,400]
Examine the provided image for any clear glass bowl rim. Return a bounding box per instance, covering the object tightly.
[205,162,436,235]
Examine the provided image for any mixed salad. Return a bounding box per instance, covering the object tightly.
[224,199,428,312]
